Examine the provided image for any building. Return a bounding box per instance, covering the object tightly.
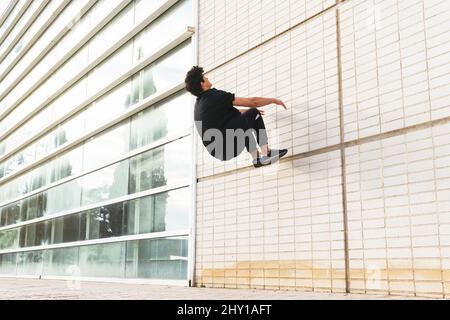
[1,0,450,298]
[0,0,196,285]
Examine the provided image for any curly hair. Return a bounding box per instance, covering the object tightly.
[185,66,205,97]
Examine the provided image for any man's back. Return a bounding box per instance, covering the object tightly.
[194,88,241,137]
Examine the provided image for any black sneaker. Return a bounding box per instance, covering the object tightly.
[252,149,288,168]
[267,149,288,159]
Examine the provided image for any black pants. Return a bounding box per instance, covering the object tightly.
[210,109,269,161]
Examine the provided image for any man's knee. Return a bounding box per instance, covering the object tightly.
[244,108,261,119]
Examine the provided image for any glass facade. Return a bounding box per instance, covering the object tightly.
[0,0,195,283]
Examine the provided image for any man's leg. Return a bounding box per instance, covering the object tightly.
[241,109,288,167]
[241,109,269,155]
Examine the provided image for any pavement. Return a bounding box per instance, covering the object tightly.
[0,278,441,300]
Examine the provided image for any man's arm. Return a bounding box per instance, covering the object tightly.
[233,97,287,110]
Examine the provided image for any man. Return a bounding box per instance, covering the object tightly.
[185,66,288,168]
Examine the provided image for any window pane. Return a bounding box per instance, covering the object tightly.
[80,160,129,206]
[50,147,84,183]
[43,247,79,277]
[79,242,125,278]
[0,253,17,275]
[130,93,192,150]
[142,40,192,100]
[63,213,85,243]
[129,137,191,194]
[35,220,52,247]
[155,188,190,232]
[87,43,133,96]
[134,0,165,23]
[30,162,50,191]
[86,202,127,240]
[44,180,82,216]
[20,193,44,221]
[134,0,193,63]
[0,229,19,250]
[17,251,43,276]
[24,224,36,248]
[125,237,188,279]
[82,122,130,171]
[126,187,190,235]
[84,80,133,132]
[0,202,21,227]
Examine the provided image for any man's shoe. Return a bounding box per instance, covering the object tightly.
[253,157,269,168]
[253,149,289,168]
[268,149,288,159]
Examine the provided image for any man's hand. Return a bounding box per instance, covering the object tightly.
[273,99,288,110]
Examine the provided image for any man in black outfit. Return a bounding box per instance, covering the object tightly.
[185,66,288,168]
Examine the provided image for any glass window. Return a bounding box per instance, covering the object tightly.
[130,93,192,150]
[80,160,129,206]
[125,237,188,279]
[127,187,190,235]
[86,202,127,240]
[0,229,19,250]
[54,109,87,148]
[130,73,141,106]
[31,162,50,192]
[35,220,52,247]
[0,202,21,227]
[64,213,86,244]
[87,43,133,96]
[79,242,125,278]
[153,238,188,280]
[0,253,17,275]
[50,147,84,183]
[155,188,190,232]
[129,137,191,194]
[134,0,165,24]
[88,2,134,62]
[44,180,82,216]
[43,247,79,277]
[24,224,36,248]
[127,196,154,235]
[142,40,192,100]
[20,193,45,221]
[133,0,193,63]
[84,80,133,133]
[17,251,43,276]
[82,121,130,171]
[34,133,54,165]
[52,213,86,245]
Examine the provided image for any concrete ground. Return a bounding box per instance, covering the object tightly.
[0,278,440,300]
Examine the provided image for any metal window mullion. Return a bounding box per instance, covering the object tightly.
[187,0,200,288]
[0,0,72,83]
[0,0,49,65]
[0,275,189,287]
[0,0,32,45]
[0,1,19,29]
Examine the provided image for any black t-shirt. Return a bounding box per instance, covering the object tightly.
[194,88,241,142]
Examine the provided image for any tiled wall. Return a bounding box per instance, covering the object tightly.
[346,124,450,297]
[196,151,346,292]
[341,0,450,141]
[195,0,450,298]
